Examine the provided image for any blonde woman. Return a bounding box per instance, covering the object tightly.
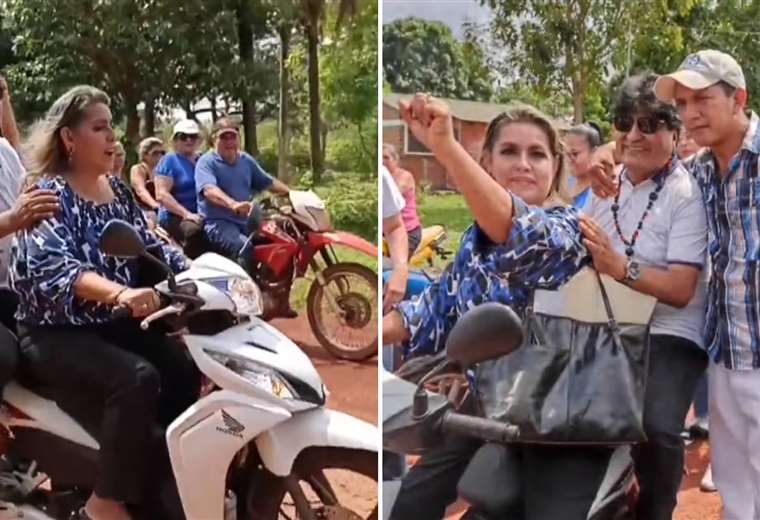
[11,86,197,520]
[129,137,164,212]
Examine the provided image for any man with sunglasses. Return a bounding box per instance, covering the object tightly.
[652,50,760,520]
[581,73,709,520]
[155,119,207,258]
[195,117,292,314]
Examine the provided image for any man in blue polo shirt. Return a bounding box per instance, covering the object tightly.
[196,116,290,260]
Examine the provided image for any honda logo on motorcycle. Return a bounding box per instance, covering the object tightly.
[217,409,245,438]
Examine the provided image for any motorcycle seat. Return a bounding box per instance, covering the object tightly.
[418,225,445,250]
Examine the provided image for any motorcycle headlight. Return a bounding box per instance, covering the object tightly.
[227,278,263,318]
[206,350,296,399]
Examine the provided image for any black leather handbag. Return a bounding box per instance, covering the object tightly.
[475,269,655,445]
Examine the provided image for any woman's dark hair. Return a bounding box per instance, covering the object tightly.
[567,122,602,149]
[613,73,681,131]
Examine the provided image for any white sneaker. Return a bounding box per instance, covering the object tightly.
[700,463,717,492]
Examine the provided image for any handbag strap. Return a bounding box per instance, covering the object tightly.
[594,271,617,327]
[525,271,622,340]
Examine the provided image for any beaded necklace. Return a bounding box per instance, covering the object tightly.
[611,158,673,258]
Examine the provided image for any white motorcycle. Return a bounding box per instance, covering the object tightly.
[0,220,378,520]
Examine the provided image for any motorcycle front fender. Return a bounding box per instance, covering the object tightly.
[308,231,377,258]
[255,407,378,476]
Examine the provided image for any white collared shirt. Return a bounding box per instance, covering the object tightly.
[583,160,708,347]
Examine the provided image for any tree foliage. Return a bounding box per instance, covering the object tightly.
[383,17,493,100]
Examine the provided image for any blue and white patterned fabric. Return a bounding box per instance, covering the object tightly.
[397,194,590,359]
[11,175,188,326]
[684,111,760,369]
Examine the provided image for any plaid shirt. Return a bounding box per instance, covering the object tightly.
[397,196,589,359]
[685,111,760,369]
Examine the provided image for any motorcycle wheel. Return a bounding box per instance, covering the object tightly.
[241,446,378,520]
[307,263,377,360]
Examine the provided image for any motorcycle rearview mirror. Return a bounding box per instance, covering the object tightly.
[99,220,145,258]
[410,303,524,420]
[99,219,178,291]
[445,302,524,368]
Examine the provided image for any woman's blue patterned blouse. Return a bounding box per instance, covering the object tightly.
[11,175,188,326]
[397,195,590,359]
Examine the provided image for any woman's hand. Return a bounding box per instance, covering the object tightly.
[399,93,457,157]
[115,287,161,318]
[579,215,626,281]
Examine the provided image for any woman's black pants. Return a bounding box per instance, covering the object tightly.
[16,319,200,505]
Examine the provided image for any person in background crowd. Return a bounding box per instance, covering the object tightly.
[382,164,409,315]
[0,74,21,153]
[677,129,701,160]
[111,142,126,180]
[383,144,422,256]
[196,116,289,261]
[564,122,602,208]
[130,137,164,214]
[154,119,206,258]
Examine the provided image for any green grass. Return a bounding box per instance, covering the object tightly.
[417,192,471,271]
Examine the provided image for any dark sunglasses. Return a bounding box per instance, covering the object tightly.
[613,115,668,135]
[176,133,199,142]
[150,149,166,156]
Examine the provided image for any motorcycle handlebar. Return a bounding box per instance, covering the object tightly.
[440,411,519,443]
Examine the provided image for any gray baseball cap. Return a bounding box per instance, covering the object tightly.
[654,50,746,102]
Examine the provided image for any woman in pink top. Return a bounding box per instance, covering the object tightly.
[383,144,422,257]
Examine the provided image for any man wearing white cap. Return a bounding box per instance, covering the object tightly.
[154,119,207,258]
[654,50,760,519]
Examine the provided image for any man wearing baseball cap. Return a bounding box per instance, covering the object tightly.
[154,118,207,257]
[195,116,292,315]
[654,50,760,519]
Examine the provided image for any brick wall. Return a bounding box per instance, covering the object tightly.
[382,107,489,191]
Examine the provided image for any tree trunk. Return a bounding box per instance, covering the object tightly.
[278,23,293,182]
[306,17,323,182]
[143,96,156,137]
[237,0,258,156]
[210,97,219,122]
[125,99,141,167]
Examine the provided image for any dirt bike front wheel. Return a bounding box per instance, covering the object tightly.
[307,262,377,360]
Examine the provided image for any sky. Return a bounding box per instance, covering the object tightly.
[382,0,492,40]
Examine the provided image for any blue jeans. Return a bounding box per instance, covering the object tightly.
[694,373,709,419]
[204,220,247,260]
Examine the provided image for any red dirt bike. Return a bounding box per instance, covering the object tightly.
[241,190,378,360]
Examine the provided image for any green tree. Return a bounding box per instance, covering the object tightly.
[383,17,493,100]
[321,0,377,175]
[298,0,358,183]
[480,0,637,122]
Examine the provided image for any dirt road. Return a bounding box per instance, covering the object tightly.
[271,314,378,516]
